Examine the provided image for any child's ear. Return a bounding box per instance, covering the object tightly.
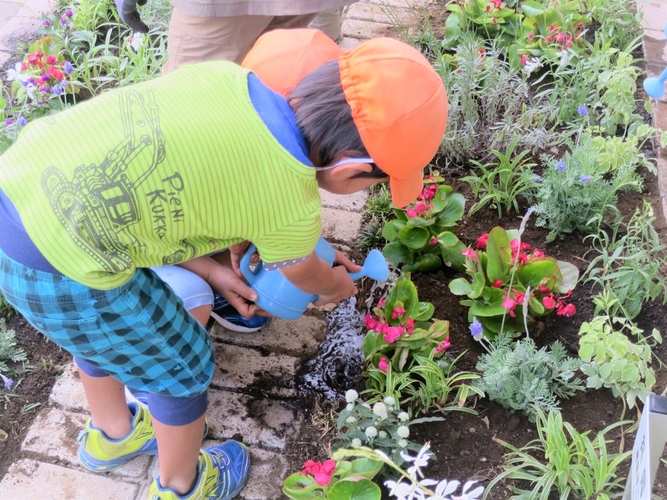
[329,162,374,178]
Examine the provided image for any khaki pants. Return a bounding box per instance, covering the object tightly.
[163,8,318,73]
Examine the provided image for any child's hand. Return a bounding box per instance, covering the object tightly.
[332,249,362,274]
[207,264,261,318]
[229,240,259,277]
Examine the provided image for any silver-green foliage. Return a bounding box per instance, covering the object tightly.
[578,315,660,408]
[475,336,584,422]
[584,200,667,320]
[485,409,631,500]
[436,33,553,164]
[528,135,643,242]
[0,319,27,375]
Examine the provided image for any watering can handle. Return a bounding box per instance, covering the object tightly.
[239,243,259,285]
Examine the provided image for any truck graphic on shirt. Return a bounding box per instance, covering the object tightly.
[40,89,190,273]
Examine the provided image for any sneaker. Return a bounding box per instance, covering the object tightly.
[210,293,270,333]
[77,402,157,472]
[148,440,250,500]
[124,387,209,439]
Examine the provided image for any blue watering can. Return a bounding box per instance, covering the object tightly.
[643,23,667,98]
[239,237,389,320]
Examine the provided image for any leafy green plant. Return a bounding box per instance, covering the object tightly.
[334,391,442,466]
[584,200,667,320]
[461,138,536,218]
[435,32,555,164]
[283,451,383,500]
[449,225,579,338]
[475,335,584,422]
[361,275,482,414]
[0,319,27,375]
[485,410,631,500]
[382,175,466,272]
[578,315,660,410]
[359,185,394,250]
[528,142,643,242]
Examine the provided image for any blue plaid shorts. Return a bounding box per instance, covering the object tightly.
[0,249,214,397]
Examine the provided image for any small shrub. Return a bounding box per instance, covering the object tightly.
[475,335,584,422]
[0,319,27,375]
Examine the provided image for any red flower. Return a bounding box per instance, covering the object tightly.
[491,279,503,288]
[364,314,378,331]
[492,17,498,24]
[378,356,389,372]
[383,325,405,344]
[418,184,437,201]
[546,35,554,42]
[557,303,576,317]
[47,65,64,81]
[434,336,451,354]
[406,317,415,334]
[532,248,545,258]
[462,248,477,259]
[430,236,438,245]
[527,33,534,40]
[514,292,525,305]
[391,307,406,320]
[301,459,336,486]
[542,295,556,309]
[476,233,488,249]
[46,55,57,64]
[538,284,550,293]
[502,296,517,317]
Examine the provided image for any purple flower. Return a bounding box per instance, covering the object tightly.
[63,61,73,75]
[39,86,51,93]
[65,9,73,17]
[533,174,542,183]
[17,115,28,127]
[28,77,36,85]
[1,374,13,390]
[40,74,50,82]
[60,18,67,24]
[577,105,588,116]
[5,119,13,126]
[470,318,483,341]
[52,84,64,96]
[579,175,592,183]
[555,160,567,171]
[43,19,52,26]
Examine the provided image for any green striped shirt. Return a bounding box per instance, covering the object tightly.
[0,61,321,289]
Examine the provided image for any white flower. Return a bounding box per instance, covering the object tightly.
[352,438,362,447]
[365,426,378,438]
[345,389,359,403]
[455,480,485,500]
[555,49,569,66]
[523,57,542,74]
[384,396,395,407]
[373,402,388,420]
[379,430,388,439]
[346,416,356,424]
[129,32,145,52]
[398,439,408,448]
[435,479,459,498]
[401,445,433,478]
[6,62,27,83]
[398,411,410,421]
[397,425,410,438]
[346,403,354,411]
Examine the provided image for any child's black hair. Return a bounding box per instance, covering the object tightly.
[288,61,388,180]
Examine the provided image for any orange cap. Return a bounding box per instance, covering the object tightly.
[339,38,448,208]
[241,29,342,97]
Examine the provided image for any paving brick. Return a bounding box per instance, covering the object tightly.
[342,18,396,40]
[346,2,417,26]
[239,448,290,500]
[0,459,138,499]
[21,408,152,480]
[0,0,55,68]
[211,343,299,397]
[639,0,667,33]
[209,314,327,358]
[319,188,368,212]
[361,0,432,8]
[49,363,88,411]
[205,390,302,449]
[321,207,363,242]
[339,37,363,50]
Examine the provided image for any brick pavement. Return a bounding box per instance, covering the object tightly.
[1,0,666,498]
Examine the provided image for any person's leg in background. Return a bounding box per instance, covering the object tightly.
[308,8,343,43]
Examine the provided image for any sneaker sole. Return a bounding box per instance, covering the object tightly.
[209,311,264,333]
[220,443,251,500]
[78,442,157,472]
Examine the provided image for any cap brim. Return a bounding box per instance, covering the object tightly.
[390,170,424,208]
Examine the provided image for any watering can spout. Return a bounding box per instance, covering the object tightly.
[644,66,667,99]
[348,249,389,282]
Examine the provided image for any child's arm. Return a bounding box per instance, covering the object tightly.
[279,249,360,305]
[177,256,260,318]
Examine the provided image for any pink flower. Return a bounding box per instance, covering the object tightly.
[364,314,378,331]
[434,336,451,354]
[391,307,406,319]
[514,292,525,305]
[542,295,556,309]
[546,35,554,42]
[557,303,576,317]
[377,297,386,308]
[418,184,437,201]
[406,317,415,334]
[491,279,503,288]
[527,33,534,40]
[462,248,477,259]
[491,0,502,8]
[532,249,545,258]
[406,208,418,218]
[502,296,517,317]
[46,55,57,64]
[301,459,336,486]
[476,233,488,249]
[492,17,498,24]
[520,54,529,65]
[556,33,564,43]
[47,65,64,81]
[430,237,438,245]
[510,239,530,252]
[538,284,550,293]
[383,326,405,344]
[378,357,389,372]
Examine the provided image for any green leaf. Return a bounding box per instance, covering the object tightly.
[381,220,405,242]
[553,261,579,294]
[414,301,435,321]
[449,278,474,296]
[403,253,442,273]
[519,1,547,16]
[517,260,558,288]
[283,472,323,500]
[398,226,430,249]
[386,276,420,318]
[327,478,381,500]
[437,192,465,225]
[579,344,595,360]
[486,227,511,283]
[382,242,411,267]
[437,231,459,247]
[441,240,466,271]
